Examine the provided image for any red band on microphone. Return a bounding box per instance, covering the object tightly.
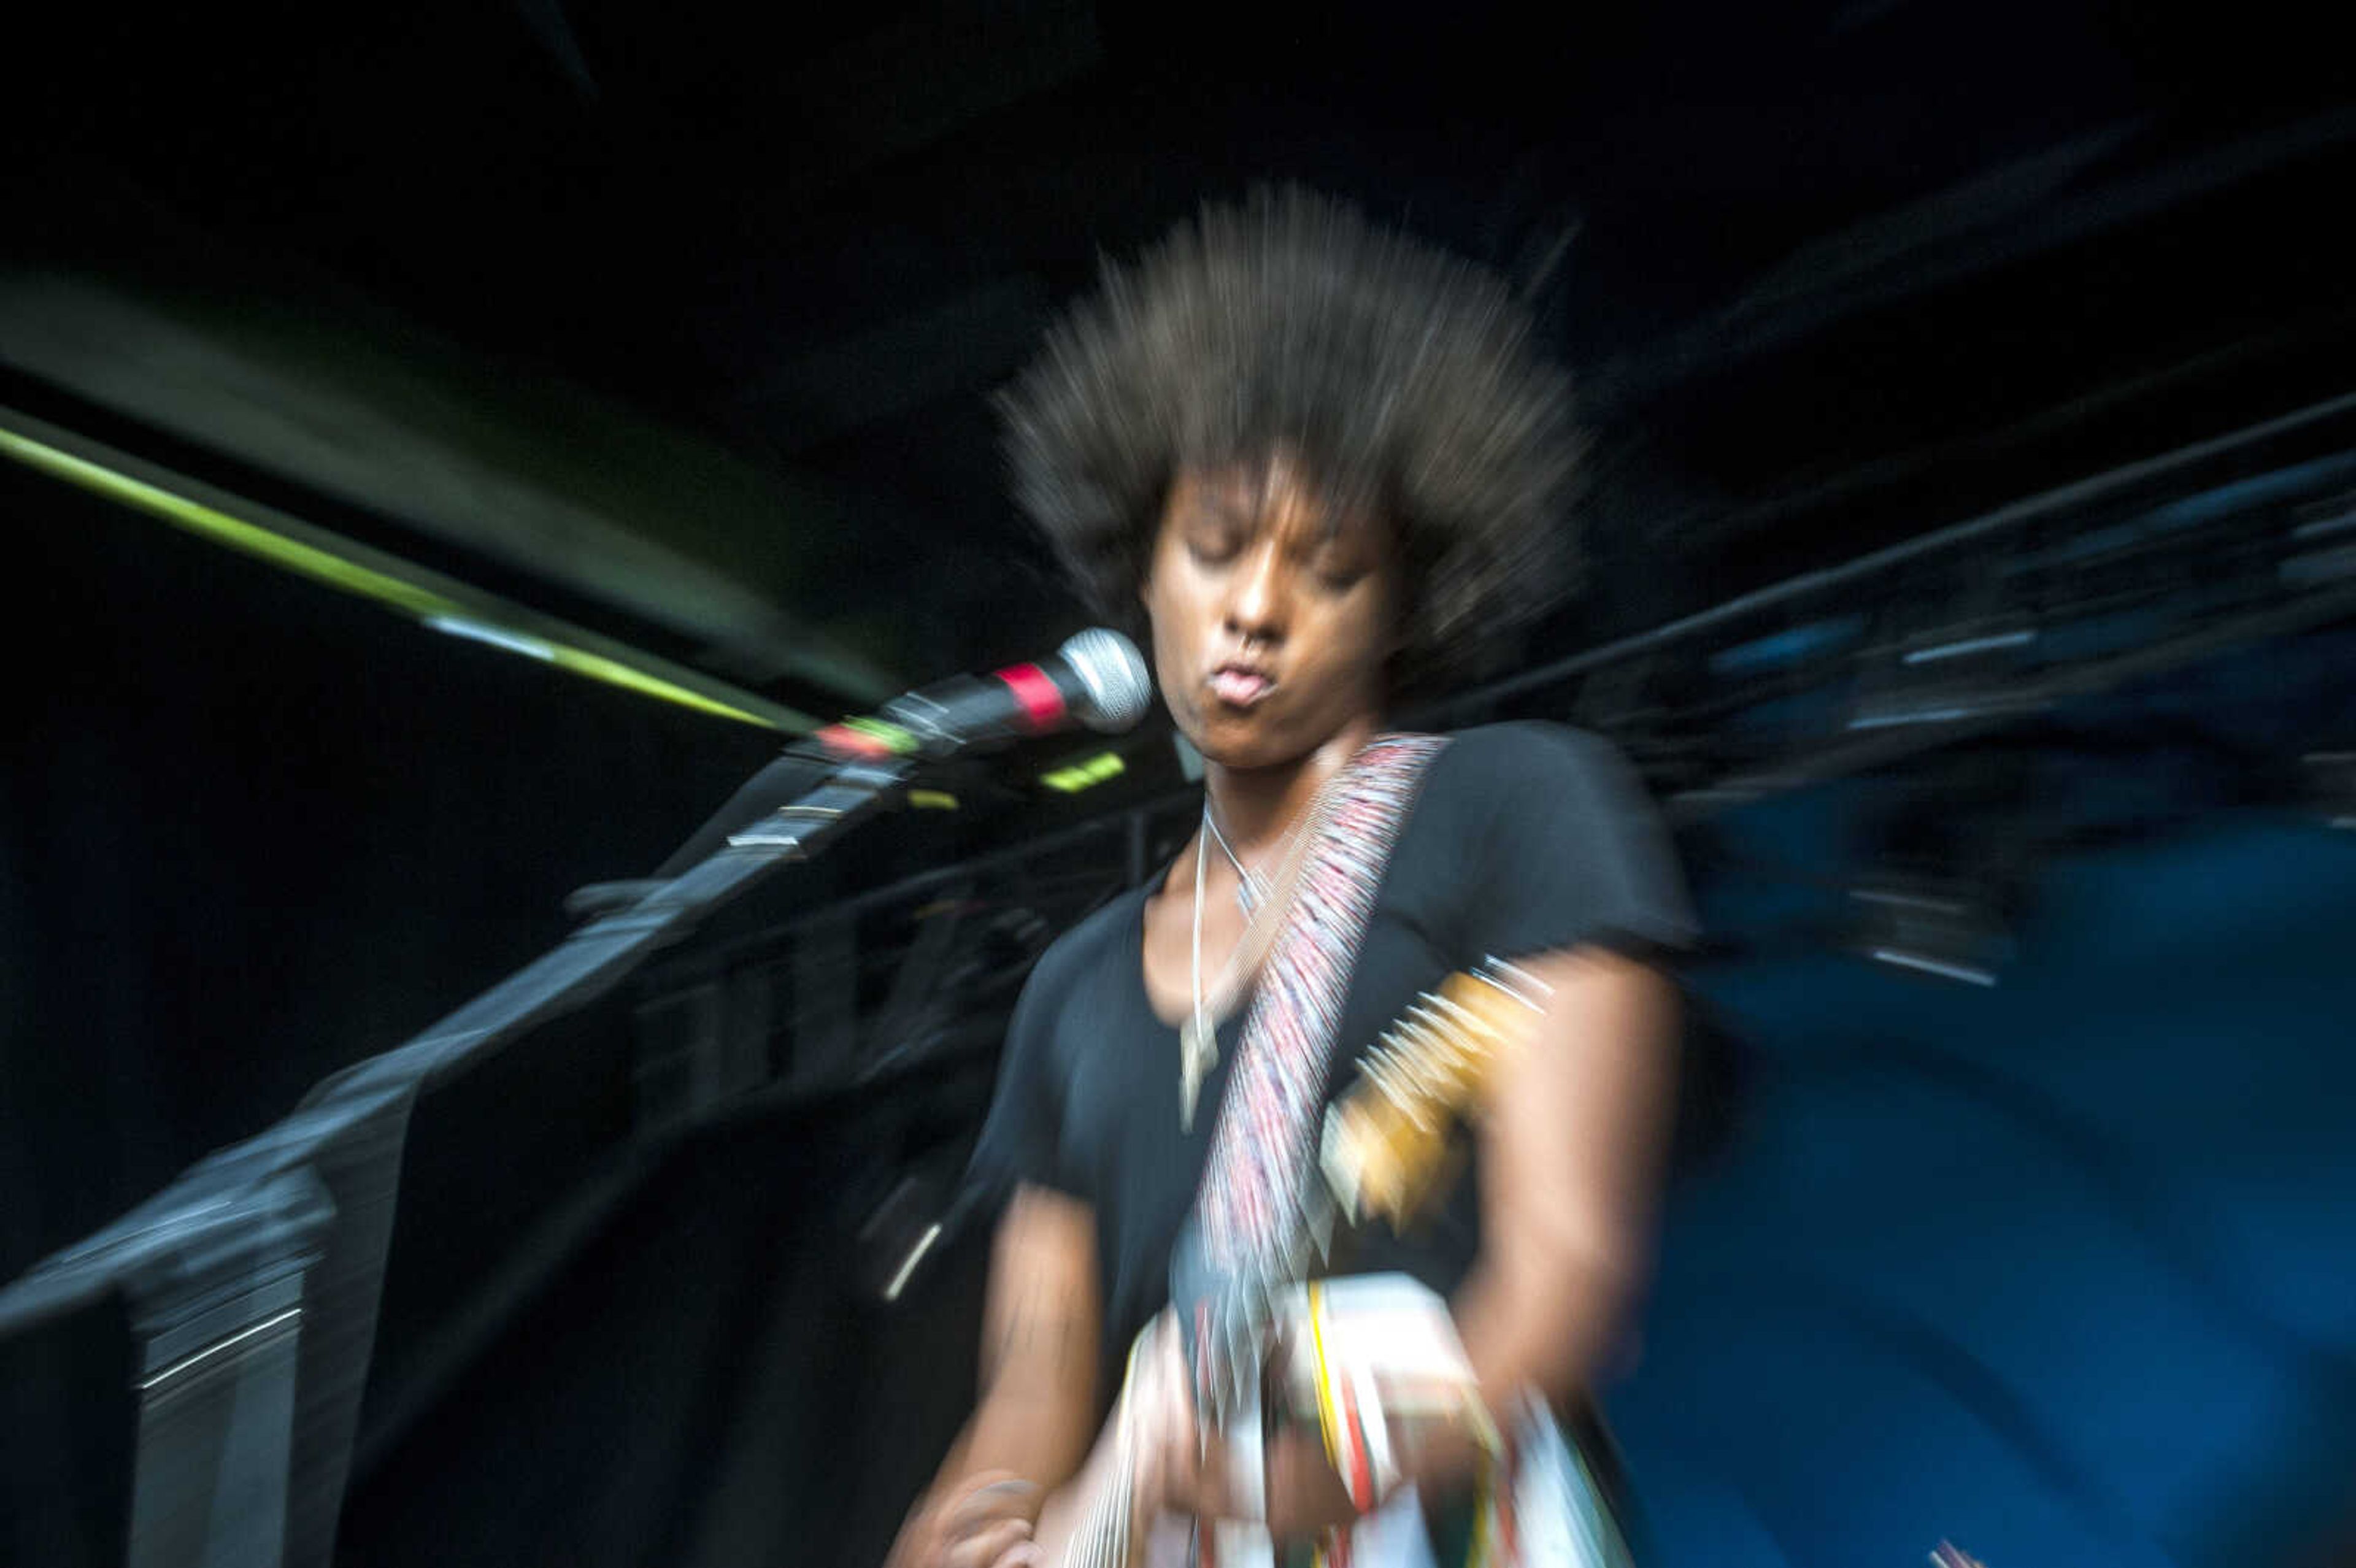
[993,663,1066,732]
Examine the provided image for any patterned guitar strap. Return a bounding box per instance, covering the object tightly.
[1180,732,1448,1568]
[1191,733,1447,1288]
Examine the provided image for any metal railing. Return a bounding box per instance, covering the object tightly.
[7,389,2356,1568]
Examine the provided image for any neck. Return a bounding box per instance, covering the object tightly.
[1201,712,1385,856]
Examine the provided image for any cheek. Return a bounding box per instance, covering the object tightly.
[1150,621,1187,706]
[1141,583,1196,705]
[1309,593,1395,684]
[1145,547,1218,639]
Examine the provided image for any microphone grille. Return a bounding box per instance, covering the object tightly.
[1058,628,1153,733]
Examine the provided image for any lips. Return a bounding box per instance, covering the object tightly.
[1207,663,1274,707]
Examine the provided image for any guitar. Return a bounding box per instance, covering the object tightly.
[1052,958,1550,1568]
[1320,959,1551,1235]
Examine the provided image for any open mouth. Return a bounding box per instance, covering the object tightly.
[1207,666,1274,707]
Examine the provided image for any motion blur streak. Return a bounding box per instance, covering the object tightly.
[0,416,806,731]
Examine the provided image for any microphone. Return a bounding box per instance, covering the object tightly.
[623,630,1152,890]
[804,628,1153,761]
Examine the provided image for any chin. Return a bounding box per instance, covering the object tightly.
[1190,714,1308,772]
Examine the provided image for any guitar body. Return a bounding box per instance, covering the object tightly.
[1319,964,1546,1233]
[1050,964,1560,1568]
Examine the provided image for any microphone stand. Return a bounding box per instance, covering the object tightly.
[0,629,1149,1568]
[0,749,923,1568]
[584,748,917,940]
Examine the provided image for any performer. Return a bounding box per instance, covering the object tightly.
[890,188,1694,1568]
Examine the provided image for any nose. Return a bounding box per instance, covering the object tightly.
[1222,539,1291,645]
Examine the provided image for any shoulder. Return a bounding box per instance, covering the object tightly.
[1434,719,1612,761]
[1380,723,1634,875]
[1405,722,1697,961]
[1423,721,1679,876]
[1013,883,1145,1018]
[1425,720,1634,793]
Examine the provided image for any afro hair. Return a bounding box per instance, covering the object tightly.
[997,186,1583,689]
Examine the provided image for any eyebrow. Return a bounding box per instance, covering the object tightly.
[1193,487,1352,529]
[1188,490,1253,524]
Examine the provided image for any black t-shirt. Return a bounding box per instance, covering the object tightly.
[968,722,1697,1410]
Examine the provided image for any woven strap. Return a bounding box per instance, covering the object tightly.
[1063,737,1448,1568]
[1194,734,1448,1283]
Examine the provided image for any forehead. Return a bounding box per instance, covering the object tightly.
[1169,453,1387,545]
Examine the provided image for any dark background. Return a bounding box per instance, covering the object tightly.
[3,4,2355,1566]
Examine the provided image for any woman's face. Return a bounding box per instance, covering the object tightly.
[1141,453,1398,771]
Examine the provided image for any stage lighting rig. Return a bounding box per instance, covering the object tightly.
[2307,749,2356,831]
[1849,874,2010,988]
[1845,746,2039,988]
[1846,602,2049,737]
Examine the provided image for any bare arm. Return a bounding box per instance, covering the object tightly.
[1254,946,1682,1535]
[964,1183,1102,1479]
[1455,947,1679,1404]
[888,1184,1101,1568]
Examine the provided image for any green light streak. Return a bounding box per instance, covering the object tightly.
[0,426,461,619]
[1040,751,1126,793]
[0,419,811,731]
[545,645,772,726]
[842,715,920,754]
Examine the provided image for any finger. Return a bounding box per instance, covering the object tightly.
[1163,1316,1196,1414]
[947,1474,1040,1531]
[1153,1328,1193,1437]
[1131,1322,1197,1520]
[1158,1413,1198,1517]
[1134,1423,1185,1538]
[1193,1434,1230,1521]
[937,1512,1028,1568]
[945,1518,1034,1568]
[944,1504,1033,1548]
[985,1545,1045,1568]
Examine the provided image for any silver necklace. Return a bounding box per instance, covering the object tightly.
[1182,822,1219,1132]
[1182,801,1256,1131]
[1179,775,1342,1132]
[1202,803,1274,916]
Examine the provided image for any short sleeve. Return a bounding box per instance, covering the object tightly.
[1453,723,1697,966]
[964,951,1077,1205]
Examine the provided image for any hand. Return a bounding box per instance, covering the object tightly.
[889,1471,1044,1568]
[1024,1313,1223,1568]
[1260,1426,1360,1542]
[1126,1316,1358,1545]
[1251,1327,1369,1542]
[1122,1313,1217,1534]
